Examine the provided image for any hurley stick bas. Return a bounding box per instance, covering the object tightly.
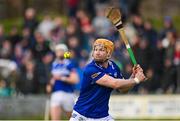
[105,7,137,65]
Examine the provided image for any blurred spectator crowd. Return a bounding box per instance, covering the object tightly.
[0,0,179,96]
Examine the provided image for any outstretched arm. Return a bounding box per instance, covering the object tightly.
[96,74,136,89]
[52,70,79,84]
[96,65,145,90]
[61,71,79,84]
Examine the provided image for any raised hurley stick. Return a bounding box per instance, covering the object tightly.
[105,7,137,65]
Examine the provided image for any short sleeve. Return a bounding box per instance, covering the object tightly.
[51,62,59,75]
[84,66,105,84]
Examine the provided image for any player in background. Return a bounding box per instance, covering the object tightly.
[47,44,79,120]
[70,39,146,121]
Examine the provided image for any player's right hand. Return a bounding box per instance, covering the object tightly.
[135,71,146,82]
[133,64,143,73]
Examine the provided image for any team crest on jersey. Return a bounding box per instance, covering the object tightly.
[91,72,101,79]
[114,72,118,77]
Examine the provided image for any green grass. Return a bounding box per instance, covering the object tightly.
[115,119,179,121]
[1,18,23,34]
[0,14,68,34]
[1,15,179,35]
[146,16,180,32]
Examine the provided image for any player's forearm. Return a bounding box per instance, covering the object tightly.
[113,78,136,89]
[52,74,79,84]
[65,76,79,84]
[62,73,79,84]
[52,75,62,80]
[49,78,55,85]
[96,74,138,89]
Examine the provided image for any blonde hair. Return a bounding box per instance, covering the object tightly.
[93,38,114,59]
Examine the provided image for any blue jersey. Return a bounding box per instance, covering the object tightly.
[51,59,75,93]
[74,60,123,118]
